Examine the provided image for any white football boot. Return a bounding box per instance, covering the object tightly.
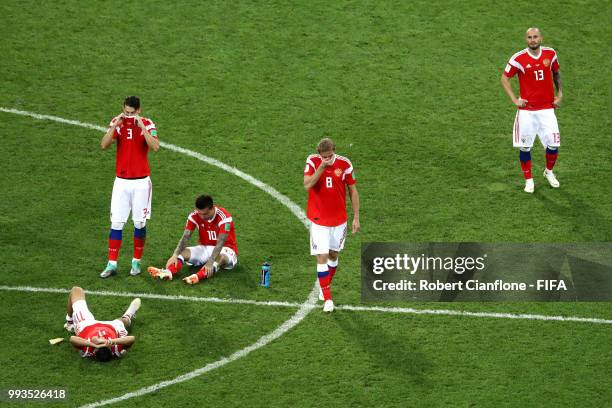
[130,259,142,276]
[323,299,335,313]
[524,178,534,193]
[100,261,117,278]
[543,169,560,188]
[63,321,74,333]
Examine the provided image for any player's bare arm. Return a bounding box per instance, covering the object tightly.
[167,229,193,268]
[348,184,360,234]
[100,113,124,149]
[70,336,105,349]
[553,71,563,107]
[103,336,135,347]
[134,114,160,151]
[500,75,527,108]
[304,156,334,190]
[205,232,229,277]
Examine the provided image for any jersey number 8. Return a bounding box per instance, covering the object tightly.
[325,177,333,188]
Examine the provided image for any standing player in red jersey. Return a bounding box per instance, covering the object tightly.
[304,138,360,312]
[147,195,239,284]
[501,27,563,193]
[99,96,159,278]
[64,286,140,362]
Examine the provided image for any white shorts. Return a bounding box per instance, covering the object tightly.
[310,222,347,255]
[71,300,127,337]
[110,176,152,224]
[187,245,238,269]
[512,109,560,148]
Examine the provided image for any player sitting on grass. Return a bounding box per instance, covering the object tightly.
[64,286,140,362]
[147,194,238,285]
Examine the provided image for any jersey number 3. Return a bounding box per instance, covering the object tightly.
[127,128,133,140]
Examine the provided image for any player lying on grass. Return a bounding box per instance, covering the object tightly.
[147,194,238,284]
[64,286,140,362]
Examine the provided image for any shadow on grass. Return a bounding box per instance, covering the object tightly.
[333,311,431,386]
[536,189,612,240]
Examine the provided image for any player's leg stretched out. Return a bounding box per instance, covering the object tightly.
[148,245,236,284]
[121,298,141,327]
[148,248,194,281]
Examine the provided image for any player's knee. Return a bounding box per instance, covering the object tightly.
[71,286,85,299]
[328,251,339,261]
[134,220,146,229]
[316,254,329,263]
[111,222,125,230]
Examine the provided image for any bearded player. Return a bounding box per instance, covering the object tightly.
[304,138,360,312]
[64,286,140,362]
[501,27,563,193]
[100,96,159,278]
[147,195,238,284]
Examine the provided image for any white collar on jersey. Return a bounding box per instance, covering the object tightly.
[526,47,542,60]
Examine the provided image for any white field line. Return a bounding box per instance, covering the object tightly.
[0,107,316,408]
[0,285,302,308]
[2,285,612,325]
[336,304,612,325]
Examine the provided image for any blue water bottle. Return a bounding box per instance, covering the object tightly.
[260,262,271,288]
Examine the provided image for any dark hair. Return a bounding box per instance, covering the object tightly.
[195,195,214,210]
[123,96,141,110]
[95,347,113,363]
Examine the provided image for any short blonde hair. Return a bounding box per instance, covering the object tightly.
[317,138,335,153]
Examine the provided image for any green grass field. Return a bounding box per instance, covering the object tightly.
[1,1,611,407]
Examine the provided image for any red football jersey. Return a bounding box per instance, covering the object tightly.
[77,323,127,358]
[109,116,157,178]
[185,206,238,254]
[504,47,559,110]
[304,154,356,227]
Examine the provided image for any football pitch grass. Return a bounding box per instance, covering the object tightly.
[1,1,611,407]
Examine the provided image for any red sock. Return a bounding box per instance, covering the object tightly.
[318,265,331,301]
[133,227,146,260]
[133,237,145,260]
[108,229,122,261]
[196,268,208,281]
[328,265,337,283]
[168,258,184,275]
[546,151,558,171]
[108,240,121,261]
[520,160,532,180]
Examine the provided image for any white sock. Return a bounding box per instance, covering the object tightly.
[65,314,73,322]
[124,301,139,319]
